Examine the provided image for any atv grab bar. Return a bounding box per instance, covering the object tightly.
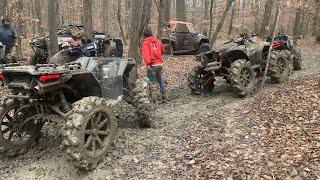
[35,64,57,70]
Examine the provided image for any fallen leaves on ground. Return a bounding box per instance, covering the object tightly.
[171,75,320,179]
[138,55,198,88]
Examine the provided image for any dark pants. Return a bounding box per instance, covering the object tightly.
[147,66,166,93]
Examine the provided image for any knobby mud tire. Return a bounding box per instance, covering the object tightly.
[268,50,291,83]
[0,99,43,156]
[61,97,117,171]
[292,48,302,70]
[132,79,152,128]
[229,59,257,97]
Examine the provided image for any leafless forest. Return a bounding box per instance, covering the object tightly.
[0,0,319,59]
[0,0,320,179]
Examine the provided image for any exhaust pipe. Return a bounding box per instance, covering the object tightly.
[34,85,42,93]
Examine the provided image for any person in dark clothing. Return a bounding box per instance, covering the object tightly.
[0,16,17,63]
[141,29,167,100]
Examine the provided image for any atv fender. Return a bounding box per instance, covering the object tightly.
[66,72,103,98]
[75,57,135,101]
[245,45,270,65]
[223,50,249,63]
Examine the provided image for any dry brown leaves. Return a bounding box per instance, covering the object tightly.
[170,75,320,179]
[138,55,198,89]
[247,76,320,179]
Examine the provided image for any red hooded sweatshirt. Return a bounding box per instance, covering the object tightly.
[141,36,164,66]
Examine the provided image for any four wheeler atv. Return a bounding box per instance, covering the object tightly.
[188,35,292,97]
[29,24,124,65]
[48,36,124,66]
[265,33,302,70]
[0,57,151,170]
[161,21,210,55]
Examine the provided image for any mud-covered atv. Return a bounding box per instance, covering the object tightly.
[29,24,124,65]
[265,33,302,70]
[29,35,124,66]
[0,57,151,170]
[161,21,210,55]
[188,35,292,97]
[29,37,49,65]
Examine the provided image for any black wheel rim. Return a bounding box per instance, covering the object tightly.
[84,110,112,157]
[239,67,252,87]
[0,106,35,146]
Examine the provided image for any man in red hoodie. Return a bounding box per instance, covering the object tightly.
[141,29,166,100]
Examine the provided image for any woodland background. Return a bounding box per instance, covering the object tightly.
[0,0,319,62]
[0,1,320,179]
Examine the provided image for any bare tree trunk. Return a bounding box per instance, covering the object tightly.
[138,0,152,39]
[48,0,59,57]
[83,0,93,41]
[164,0,171,22]
[303,13,310,37]
[204,0,209,21]
[15,0,23,60]
[293,1,302,45]
[191,0,197,24]
[155,0,165,37]
[102,0,109,33]
[124,0,132,40]
[128,0,152,85]
[176,0,186,21]
[56,2,61,27]
[117,0,127,44]
[270,0,280,35]
[35,0,43,34]
[259,0,275,36]
[208,0,214,38]
[210,0,234,45]
[228,2,236,35]
[0,0,8,16]
[299,12,305,36]
[312,0,320,36]
[253,0,260,33]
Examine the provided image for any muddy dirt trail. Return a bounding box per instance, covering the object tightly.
[0,38,319,179]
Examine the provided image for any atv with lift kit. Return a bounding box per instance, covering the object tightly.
[188,35,293,97]
[265,33,302,70]
[0,56,151,171]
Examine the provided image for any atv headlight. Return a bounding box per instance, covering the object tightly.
[200,51,216,66]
